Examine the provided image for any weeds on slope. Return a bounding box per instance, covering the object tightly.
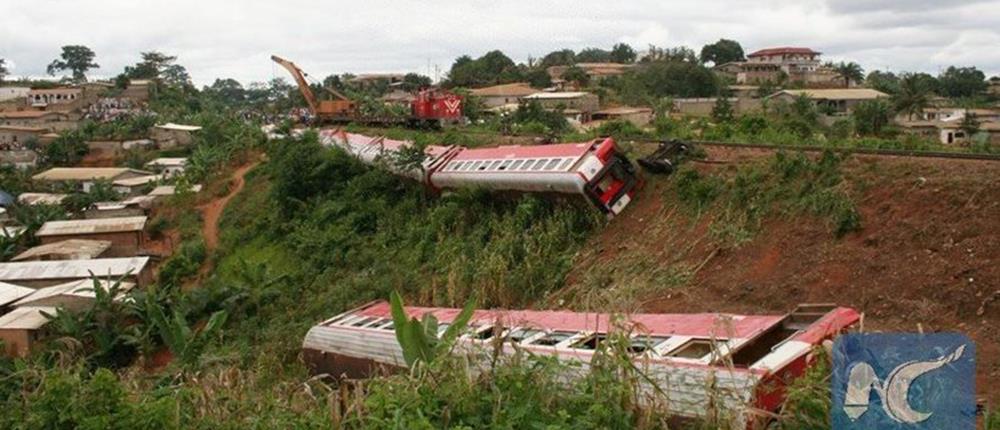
[674,150,861,244]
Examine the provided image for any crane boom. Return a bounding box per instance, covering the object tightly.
[271,55,320,114]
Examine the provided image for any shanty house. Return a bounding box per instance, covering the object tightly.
[12,239,112,262]
[12,279,135,312]
[36,217,146,257]
[84,196,155,219]
[0,282,35,309]
[0,306,57,357]
[144,158,187,177]
[521,92,600,122]
[766,89,888,116]
[469,83,538,108]
[32,167,154,192]
[151,123,202,148]
[148,184,202,199]
[0,257,153,288]
[112,174,162,196]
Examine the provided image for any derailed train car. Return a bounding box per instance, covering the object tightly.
[318,129,641,216]
[303,302,859,429]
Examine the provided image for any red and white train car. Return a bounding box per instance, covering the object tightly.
[303,302,859,428]
[318,129,641,216]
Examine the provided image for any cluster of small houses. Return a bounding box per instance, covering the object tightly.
[0,162,201,358]
[452,46,1000,146]
[0,79,204,167]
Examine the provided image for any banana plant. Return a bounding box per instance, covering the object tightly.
[389,291,475,367]
[146,301,227,370]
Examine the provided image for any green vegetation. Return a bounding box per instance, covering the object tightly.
[46,45,99,83]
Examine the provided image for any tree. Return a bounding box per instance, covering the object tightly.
[711,96,734,122]
[46,45,98,82]
[122,51,189,86]
[575,48,611,63]
[699,39,745,65]
[204,78,246,105]
[446,50,521,87]
[641,45,698,63]
[852,99,893,136]
[525,68,552,88]
[959,111,980,137]
[865,70,900,94]
[894,72,934,120]
[938,66,987,98]
[0,58,7,83]
[400,73,432,92]
[540,49,576,67]
[834,62,864,88]
[610,43,637,63]
[561,65,589,87]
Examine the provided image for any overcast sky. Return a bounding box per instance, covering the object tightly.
[2,0,998,87]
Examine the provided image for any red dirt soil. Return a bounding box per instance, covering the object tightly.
[569,146,1000,401]
[200,161,258,251]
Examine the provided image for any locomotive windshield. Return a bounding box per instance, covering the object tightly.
[586,154,639,215]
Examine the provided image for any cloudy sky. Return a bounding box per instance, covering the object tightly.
[2,0,998,86]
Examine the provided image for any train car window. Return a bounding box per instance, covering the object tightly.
[436,323,450,336]
[571,333,607,350]
[375,320,395,330]
[472,326,500,340]
[451,162,464,171]
[544,159,560,170]
[521,160,536,170]
[470,161,484,171]
[532,159,548,171]
[461,162,475,171]
[507,328,542,343]
[665,339,718,360]
[510,160,525,170]
[529,331,576,346]
[350,317,378,327]
[558,158,573,170]
[488,160,502,170]
[628,336,671,354]
[498,160,512,171]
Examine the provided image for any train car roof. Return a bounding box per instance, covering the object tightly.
[452,139,607,161]
[334,301,784,339]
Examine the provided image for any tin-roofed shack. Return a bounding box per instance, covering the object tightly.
[32,168,154,192]
[12,239,112,262]
[0,282,35,308]
[83,196,155,219]
[0,306,58,357]
[35,217,146,257]
[152,123,201,148]
[145,157,188,177]
[0,257,152,288]
[12,279,135,312]
[17,192,69,206]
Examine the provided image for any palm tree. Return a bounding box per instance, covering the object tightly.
[835,62,864,88]
[894,73,932,121]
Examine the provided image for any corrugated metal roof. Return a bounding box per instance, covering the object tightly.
[145,157,188,167]
[594,106,653,115]
[0,125,48,133]
[748,47,821,57]
[470,83,538,97]
[154,123,202,132]
[13,279,135,307]
[32,168,153,182]
[0,257,150,282]
[148,184,202,196]
[0,282,35,307]
[17,193,68,205]
[0,110,64,119]
[36,217,146,236]
[112,174,162,187]
[769,89,888,101]
[0,306,58,330]
[12,239,112,262]
[523,92,592,100]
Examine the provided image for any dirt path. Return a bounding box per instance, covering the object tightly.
[200,161,258,251]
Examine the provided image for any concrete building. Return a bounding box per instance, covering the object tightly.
[591,107,654,127]
[899,120,1000,146]
[112,174,162,196]
[122,79,152,102]
[36,217,146,257]
[546,63,634,82]
[151,123,201,148]
[12,279,134,312]
[12,239,112,262]
[522,92,600,122]
[766,89,888,116]
[32,167,154,192]
[721,47,841,87]
[469,83,538,108]
[0,87,31,103]
[0,306,57,357]
[0,125,48,149]
[26,88,83,108]
[0,110,73,131]
[0,257,153,288]
[144,158,187,177]
[672,97,763,118]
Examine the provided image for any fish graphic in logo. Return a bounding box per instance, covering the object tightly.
[832,333,975,430]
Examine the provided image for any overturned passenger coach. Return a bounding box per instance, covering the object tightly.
[303,301,859,428]
[319,129,641,216]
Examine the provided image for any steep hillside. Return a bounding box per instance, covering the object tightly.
[564,146,1000,399]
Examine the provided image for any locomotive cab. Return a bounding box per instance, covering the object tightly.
[582,138,641,216]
